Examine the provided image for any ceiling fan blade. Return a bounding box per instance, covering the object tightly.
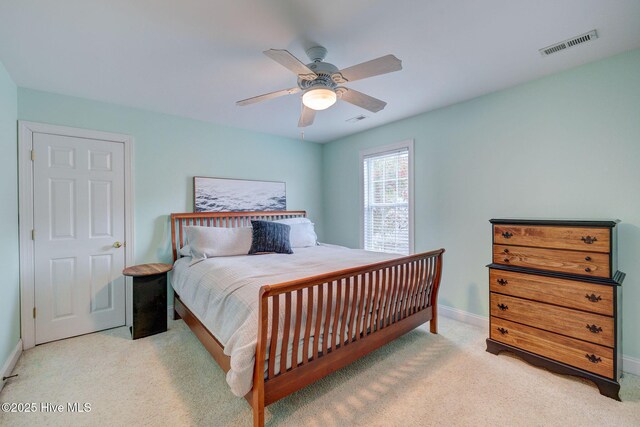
[298,105,316,127]
[338,88,387,113]
[236,87,300,106]
[263,49,317,80]
[335,54,402,83]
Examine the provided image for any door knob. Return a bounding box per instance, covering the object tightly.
[113,241,123,249]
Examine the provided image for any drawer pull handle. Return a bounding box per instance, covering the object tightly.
[586,324,603,334]
[503,258,510,263]
[496,327,508,335]
[501,232,513,239]
[585,256,592,261]
[585,354,602,364]
[497,303,509,311]
[497,278,508,286]
[584,267,592,273]
[585,294,602,303]
[581,236,598,244]
[503,248,509,253]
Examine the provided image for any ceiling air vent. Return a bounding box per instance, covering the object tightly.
[539,30,598,57]
[346,115,368,123]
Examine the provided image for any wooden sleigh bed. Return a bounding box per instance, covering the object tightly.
[170,211,444,426]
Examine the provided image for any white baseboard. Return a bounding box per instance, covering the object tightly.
[439,304,488,329]
[168,305,174,318]
[0,339,23,393]
[622,355,640,377]
[439,304,640,377]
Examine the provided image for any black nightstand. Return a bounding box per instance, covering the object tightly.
[122,263,172,339]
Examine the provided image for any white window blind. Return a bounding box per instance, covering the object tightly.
[362,146,411,255]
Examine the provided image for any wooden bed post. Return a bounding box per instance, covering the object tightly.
[429,250,444,334]
[251,287,269,427]
[430,304,438,334]
[251,383,265,427]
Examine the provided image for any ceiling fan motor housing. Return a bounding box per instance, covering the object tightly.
[298,61,339,91]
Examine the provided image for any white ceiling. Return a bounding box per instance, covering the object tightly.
[1,1,639,143]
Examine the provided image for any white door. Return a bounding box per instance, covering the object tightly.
[33,132,126,344]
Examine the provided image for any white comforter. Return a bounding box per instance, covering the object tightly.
[171,244,400,397]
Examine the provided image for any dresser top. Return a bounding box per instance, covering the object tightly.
[490,218,620,227]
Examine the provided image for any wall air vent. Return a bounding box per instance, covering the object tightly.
[539,30,598,57]
[346,115,368,123]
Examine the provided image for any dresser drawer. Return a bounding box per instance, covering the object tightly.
[493,245,610,278]
[491,317,614,378]
[489,269,614,316]
[494,225,610,253]
[490,293,614,347]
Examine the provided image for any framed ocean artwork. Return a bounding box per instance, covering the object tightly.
[193,177,286,212]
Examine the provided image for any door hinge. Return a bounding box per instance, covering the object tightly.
[31,229,35,240]
[30,150,35,161]
[33,307,36,319]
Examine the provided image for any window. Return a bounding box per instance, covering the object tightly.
[361,140,413,255]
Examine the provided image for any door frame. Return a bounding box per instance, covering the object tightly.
[18,121,135,349]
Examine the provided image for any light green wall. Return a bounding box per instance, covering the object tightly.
[323,49,640,360]
[0,61,19,369]
[17,88,325,304]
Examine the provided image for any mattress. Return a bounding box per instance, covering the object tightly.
[171,244,400,397]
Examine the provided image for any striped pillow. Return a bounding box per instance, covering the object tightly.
[249,220,293,255]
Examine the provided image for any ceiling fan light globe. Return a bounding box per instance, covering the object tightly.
[302,88,337,111]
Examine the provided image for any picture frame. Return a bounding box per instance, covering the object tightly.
[193,176,286,212]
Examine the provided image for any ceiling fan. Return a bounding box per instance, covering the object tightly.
[236,46,402,127]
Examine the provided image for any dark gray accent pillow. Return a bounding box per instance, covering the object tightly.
[249,220,293,255]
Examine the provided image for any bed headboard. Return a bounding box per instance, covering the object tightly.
[170,211,307,262]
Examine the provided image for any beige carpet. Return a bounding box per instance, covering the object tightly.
[1,317,638,426]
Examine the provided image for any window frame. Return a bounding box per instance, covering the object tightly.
[359,139,415,254]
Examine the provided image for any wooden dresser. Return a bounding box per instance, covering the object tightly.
[486,219,625,400]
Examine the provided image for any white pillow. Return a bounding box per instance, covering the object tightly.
[274,217,312,225]
[179,245,192,257]
[274,218,317,248]
[185,226,252,259]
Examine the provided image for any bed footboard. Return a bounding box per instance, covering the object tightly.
[250,249,445,426]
